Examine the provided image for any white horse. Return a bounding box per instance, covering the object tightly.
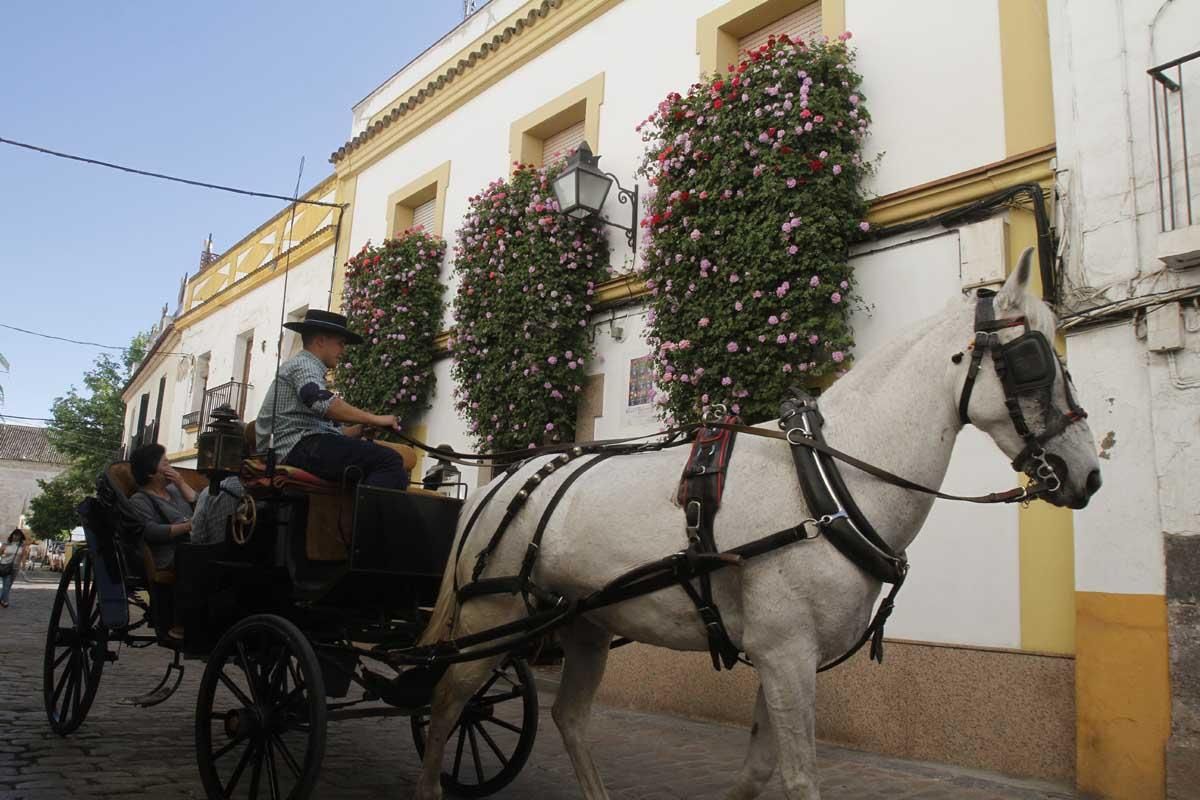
[413,249,1102,800]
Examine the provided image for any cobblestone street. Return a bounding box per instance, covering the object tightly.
[0,571,1075,799]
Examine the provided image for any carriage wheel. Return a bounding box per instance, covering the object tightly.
[411,657,539,798]
[43,547,106,735]
[195,614,327,800]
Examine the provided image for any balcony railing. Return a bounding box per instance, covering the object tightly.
[199,380,252,433]
[181,410,201,430]
[1150,49,1200,232]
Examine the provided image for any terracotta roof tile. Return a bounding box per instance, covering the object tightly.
[0,423,68,465]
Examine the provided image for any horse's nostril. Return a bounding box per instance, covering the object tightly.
[1086,469,1103,496]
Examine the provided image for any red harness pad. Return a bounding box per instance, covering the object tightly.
[676,416,740,509]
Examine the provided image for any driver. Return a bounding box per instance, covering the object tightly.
[255,309,410,490]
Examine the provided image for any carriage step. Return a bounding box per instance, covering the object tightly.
[119,653,184,708]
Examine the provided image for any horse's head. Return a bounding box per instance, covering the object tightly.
[953,247,1101,509]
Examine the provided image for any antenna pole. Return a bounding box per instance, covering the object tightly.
[265,157,306,477]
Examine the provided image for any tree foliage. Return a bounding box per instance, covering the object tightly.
[637,33,872,423]
[25,331,149,537]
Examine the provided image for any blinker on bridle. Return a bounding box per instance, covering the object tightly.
[956,288,1088,496]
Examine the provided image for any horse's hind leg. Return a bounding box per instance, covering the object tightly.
[725,685,778,800]
[414,654,503,800]
[552,617,613,800]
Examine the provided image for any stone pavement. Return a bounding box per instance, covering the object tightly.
[0,570,1075,799]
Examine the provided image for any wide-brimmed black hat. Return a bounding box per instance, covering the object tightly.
[283,309,364,345]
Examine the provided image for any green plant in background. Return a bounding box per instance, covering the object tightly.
[451,162,609,452]
[336,231,447,427]
[636,32,872,423]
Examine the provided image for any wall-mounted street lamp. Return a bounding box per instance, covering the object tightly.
[551,141,639,255]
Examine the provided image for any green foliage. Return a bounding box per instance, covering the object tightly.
[451,163,608,452]
[31,331,149,534]
[26,475,85,539]
[636,33,872,423]
[336,232,447,426]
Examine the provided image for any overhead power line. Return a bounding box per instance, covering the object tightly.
[1,322,192,359]
[0,135,342,209]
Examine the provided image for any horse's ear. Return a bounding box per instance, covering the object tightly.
[996,246,1035,310]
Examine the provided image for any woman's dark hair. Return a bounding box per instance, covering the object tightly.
[130,443,167,486]
[7,529,24,544]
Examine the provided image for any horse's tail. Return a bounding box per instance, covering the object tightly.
[418,487,487,647]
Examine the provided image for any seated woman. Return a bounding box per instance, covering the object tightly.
[128,443,196,572]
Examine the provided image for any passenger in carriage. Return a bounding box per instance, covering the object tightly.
[128,443,196,571]
[255,309,410,490]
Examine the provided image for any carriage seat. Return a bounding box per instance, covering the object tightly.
[239,420,421,496]
[105,462,177,586]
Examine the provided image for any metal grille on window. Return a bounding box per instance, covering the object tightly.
[411,198,437,233]
[542,121,586,166]
[738,3,823,54]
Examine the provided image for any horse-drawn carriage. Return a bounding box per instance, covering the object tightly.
[43,407,539,799]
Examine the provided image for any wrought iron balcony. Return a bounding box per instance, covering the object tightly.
[181,410,201,430]
[199,380,252,433]
[1150,49,1200,233]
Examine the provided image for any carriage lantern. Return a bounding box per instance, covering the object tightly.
[422,446,463,499]
[551,141,638,254]
[197,404,245,476]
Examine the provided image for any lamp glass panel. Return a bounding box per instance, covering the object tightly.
[552,172,579,214]
[567,207,592,220]
[578,171,612,212]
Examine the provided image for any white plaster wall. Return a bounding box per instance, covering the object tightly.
[1067,321,1165,595]
[123,352,184,453]
[170,245,335,453]
[848,230,1021,647]
[847,0,1007,197]
[0,459,68,533]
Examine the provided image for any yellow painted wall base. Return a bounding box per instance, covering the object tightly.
[1076,592,1171,799]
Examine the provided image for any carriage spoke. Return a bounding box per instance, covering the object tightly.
[451,721,467,781]
[269,733,302,778]
[62,593,78,626]
[51,651,76,711]
[211,733,247,762]
[467,724,485,784]
[235,643,262,705]
[52,646,73,670]
[264,739,282,800]
[476,688,523,705]
[70,662,83,719]
[247,743,264,799]
[480,716,523,736]
[474,721,509,766]
[222,739,256,797]
[218,669,255,708]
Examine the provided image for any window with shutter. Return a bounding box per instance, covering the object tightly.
[411,198,436,233]
[738,3,822,54]
[542,121,587,166]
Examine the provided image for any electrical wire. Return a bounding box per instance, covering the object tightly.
[0,323,192,359]
[0,135,342,208]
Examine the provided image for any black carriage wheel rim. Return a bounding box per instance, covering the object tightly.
[196,615,325,800]
[411,658,539,798]
[43,549,105,735]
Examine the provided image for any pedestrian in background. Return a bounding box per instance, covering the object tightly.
[1,529,28,608]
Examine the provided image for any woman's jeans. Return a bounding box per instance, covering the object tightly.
[0,573,14,603]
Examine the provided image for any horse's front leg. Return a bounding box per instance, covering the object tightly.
[414,655,502,800]
[725,684,778,800]
[752,642,821,799]
[552,617,613,800]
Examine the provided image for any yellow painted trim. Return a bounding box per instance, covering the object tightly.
[508,73,605,170]
[167,447,199,463]
[1075,592,1170,798]
[385,161,452,238]
[998,0,1055,157]
[331,173,358,314]
[868,144,1055,227]
[696,0,845,76]
[334,0,625,177]
[174,229,337,331]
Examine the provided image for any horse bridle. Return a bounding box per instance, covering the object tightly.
[957,289,1088,495]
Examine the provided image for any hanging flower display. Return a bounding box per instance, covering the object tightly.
[451,161,609,452]
[336,231,446,425]
[637,32,872,423]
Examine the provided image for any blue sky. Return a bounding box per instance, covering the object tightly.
[0,1,462,422]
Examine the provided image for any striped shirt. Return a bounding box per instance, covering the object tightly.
[255,350,341,459]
